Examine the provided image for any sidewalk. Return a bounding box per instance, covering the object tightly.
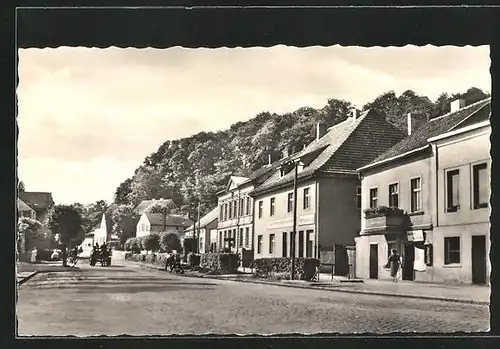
[126,260,490,305]
[16,262,75,285]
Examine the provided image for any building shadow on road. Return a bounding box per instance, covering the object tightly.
[27,284,217,293]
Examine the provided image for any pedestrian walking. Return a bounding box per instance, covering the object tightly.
[385,249,401,283]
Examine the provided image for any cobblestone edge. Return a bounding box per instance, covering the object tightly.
[127,261,490,306]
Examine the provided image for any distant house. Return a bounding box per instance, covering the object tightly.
[90,213,113,246]
[215,162,285,254]
[18,191,55,223]
[17,198,36,220]
[186,207,218,253]
[355,97,491,285]
[250,109,405,275]
[136,212,193,241]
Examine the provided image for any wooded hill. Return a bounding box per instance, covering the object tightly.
[113,87,489,220]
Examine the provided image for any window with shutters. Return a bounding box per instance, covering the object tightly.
[446,169,460,212]
[473,163,489,209]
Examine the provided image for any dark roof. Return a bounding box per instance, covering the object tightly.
[17,199,34,212]
[363,98,491,169]
[186,207,218,231]
[18,191,54,211]
[252,109,405,195]
[144,213,193,228]
[133,199,177,215]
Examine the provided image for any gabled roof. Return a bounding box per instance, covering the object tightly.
[359,97,491,172]
[225,176,250,191]
[18,191,54,211]
[252,109,405,196]
[17,198,34,212]
[133,199,177,215]
[143,213,193,228]
[186,207,218,231]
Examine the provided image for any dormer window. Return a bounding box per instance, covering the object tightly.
[280,167,287,177]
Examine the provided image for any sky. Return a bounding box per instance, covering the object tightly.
[17,45,491,205]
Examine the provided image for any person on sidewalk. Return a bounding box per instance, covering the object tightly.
[386,249,401,283]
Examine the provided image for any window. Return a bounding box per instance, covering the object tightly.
[219,205,223,221]
[241,198,245,216]
[257,235,263,254]
[246,197,251,216]
[245,227,250,247]
[356,186,362,209]
[287,192,294,212]
[446,170,460,212]
[233,201,237,218]
[282,232,287,257]
[444,237,460,264]
[199,237,204,251]
[298,231,304,257]
[219,232,223,250]
[369,188,378,208]
[228,201,233,219]
[425,244,433,266]
[141,223,145,232]
[269,234,275,254]
[224,203,228,220]
[306,230,313,257]
[473,163,488,209]
[270,197,276,216]
[258,201,263,218]
[303,188,310,209]
[388,183,399,207]
[290,231,295,258]
[410,178,422,212]
[239,229,243,247]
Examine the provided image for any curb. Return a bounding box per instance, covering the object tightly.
[126,261,489,305]
[17,271,40,285]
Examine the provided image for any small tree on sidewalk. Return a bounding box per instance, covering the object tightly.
[142,234,160,254]
[47,205,83,266]
[160,232,182,253]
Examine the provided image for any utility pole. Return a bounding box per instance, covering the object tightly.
[196,201,201,254]
[291,160,298,280]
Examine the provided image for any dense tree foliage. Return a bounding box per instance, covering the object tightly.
[47,205,84,247]
[113,87,489,219]
[160,232,182,253]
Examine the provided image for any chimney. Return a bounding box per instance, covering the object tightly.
[407,112,428,136]
[450,99,466,113]
[316,122,327,140]
[268,153,272,165]
[351,108,360,122]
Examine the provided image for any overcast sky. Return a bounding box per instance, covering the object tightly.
[17,45,491,205]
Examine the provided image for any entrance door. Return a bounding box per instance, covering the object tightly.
[402,244,415,281]
[472,235,487,285]
[335,244,348,276]
[369,244,378,279]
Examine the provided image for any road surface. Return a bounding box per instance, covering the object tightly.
[16,255,489,336]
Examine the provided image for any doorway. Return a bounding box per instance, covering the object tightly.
[402,243,415,281]
[335,244,348,276]
[369,244,378,279]
[472,235,487,285]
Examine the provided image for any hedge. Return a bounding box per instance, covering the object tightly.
[253,257,320,281]
[187,253,201,267]
[200,253,238,274]
[125,252,171,268]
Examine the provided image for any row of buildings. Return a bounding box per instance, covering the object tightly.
[186,97,491,285]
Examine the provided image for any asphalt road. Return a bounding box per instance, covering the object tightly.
[16,256,489,336]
